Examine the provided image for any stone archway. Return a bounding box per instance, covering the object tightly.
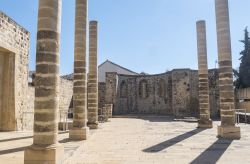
[0,47,15,131]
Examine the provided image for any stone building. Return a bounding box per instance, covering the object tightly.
[0,11,30,131]
[103,69,220,118]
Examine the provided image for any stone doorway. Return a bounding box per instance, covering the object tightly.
[0,47,15,131]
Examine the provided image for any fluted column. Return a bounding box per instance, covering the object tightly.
[24,0,64,163]
[215,0,241,139]
[87,21,99,129]
[69,0,89,140]
[196,20,213,128]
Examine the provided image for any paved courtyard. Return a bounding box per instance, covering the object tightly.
[0,116,249,164]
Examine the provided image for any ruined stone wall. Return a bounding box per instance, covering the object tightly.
[172,69,192,117]
[59,78,73,112]
[115,73,173,115]
[24,77,73,130]
[23,85,35,131]
[98,82,106,109]
[105,69,219,118]
[0,11,30,130]
[105,72,118,113]
[208,69,220,117]
[189,70,199,117]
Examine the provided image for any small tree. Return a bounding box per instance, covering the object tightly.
[235,27,250,89]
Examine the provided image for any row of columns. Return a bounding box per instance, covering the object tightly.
[196,0,241,139]
[24,0,241,163]
[24,0,99,163]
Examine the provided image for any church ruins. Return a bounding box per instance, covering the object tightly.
[0,0,244,163]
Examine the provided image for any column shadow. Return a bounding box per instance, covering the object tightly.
[0,146,30,155]
[190,139,233,164]
[0,136,32,143]
[0,131,68,143]
[143,128,205,153]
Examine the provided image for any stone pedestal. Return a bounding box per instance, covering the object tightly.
[69,127,89,140]
[217,126,241,139]
[24,144,64,164]
[215,0,240,139]
[198,119,213,128]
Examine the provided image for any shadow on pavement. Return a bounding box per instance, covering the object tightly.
[143,128,205,153]
[190,139,233,164]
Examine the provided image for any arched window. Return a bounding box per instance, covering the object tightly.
[139,80,148,98]
[120,81,128,98]
[158,79,166,98]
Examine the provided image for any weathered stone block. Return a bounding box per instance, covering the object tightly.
[69,127,89,140]
[24,144,64,164]
[217,126,241,139]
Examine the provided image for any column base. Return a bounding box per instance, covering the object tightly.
[217,126,241,140]
[198,119,213,128]
[69,127,89,140]
[24,143,64,164]
[87,122,99,129]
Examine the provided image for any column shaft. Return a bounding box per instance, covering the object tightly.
[215,0,240,139]
[24,0,64,163]
[87,21,98,129]
[196,20,213,128]
[69,0,89,140]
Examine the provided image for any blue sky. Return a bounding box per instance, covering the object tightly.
[0,0,249,75]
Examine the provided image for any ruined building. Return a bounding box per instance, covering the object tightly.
[0,11,30,131]
[101,69,220,118]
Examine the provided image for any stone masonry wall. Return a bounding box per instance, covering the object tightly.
[106,69,220,118]
[172,69,191,117]
[25,77,73,131]
[0,11,30,130]
[98,82,106,109]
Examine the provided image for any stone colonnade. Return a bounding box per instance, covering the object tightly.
[87,21,99,129]
[69,0,89,140]
[23,0,242,163]
[24,0,100,163]
[215,0,240,139]
[24,0,64,163]
[196,20,213,128]
[196,0,241,139]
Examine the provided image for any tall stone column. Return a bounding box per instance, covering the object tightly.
[87,21,99,129]
[215,0,241,139]
[196,20,213,128]
[69,0,89,140]
[24,0,64,163]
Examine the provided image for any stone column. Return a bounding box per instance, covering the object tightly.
[215,0,241,139]
[196,21,213,128]
[69,0,89,140]
[87,21,99,129]
[24,0,64,163]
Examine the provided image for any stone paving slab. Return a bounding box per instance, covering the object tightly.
[0,117,249,164]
